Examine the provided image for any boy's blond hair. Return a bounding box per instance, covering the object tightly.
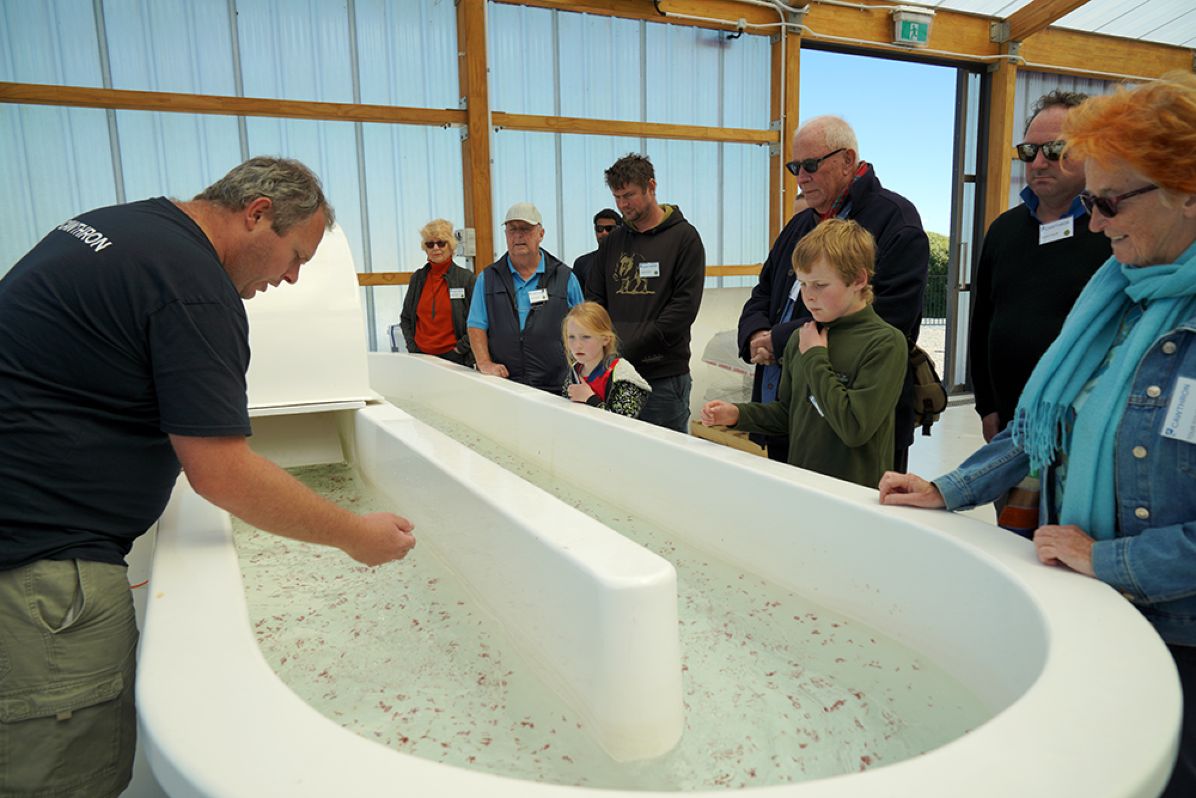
[561,302,619,364]
[791,218,876,304]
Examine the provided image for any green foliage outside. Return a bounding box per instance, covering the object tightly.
[927,231,949,276]
[925,231,950,319]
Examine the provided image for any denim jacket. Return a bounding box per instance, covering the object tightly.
[936,313,1196,645]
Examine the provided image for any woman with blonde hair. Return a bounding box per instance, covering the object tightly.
[399,219,475,365]
[561,302,651,418]
[881,72,1196,795]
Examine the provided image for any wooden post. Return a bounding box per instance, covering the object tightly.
[982,57,1018,233]
[769,28,800,241]
[456,0,494,269]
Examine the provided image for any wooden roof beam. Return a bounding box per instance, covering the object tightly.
[1001,0,1092,43]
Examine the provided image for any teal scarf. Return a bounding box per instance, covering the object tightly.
[1010,239,1196,540]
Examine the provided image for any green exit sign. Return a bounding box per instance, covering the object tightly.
[892,8,933,48]
[899,20,929,45]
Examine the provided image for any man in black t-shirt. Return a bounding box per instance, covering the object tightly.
[0,157,416,796]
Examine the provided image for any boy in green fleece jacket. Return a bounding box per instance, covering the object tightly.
[701,218,906,488]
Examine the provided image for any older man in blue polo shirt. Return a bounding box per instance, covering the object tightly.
[467,202,584,392]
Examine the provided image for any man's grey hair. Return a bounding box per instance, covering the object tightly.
[1025,89,1089,133]
[195,157,335,233]
[801,115,859,155]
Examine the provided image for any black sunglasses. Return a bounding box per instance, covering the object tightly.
[423,240,450,249]
[1015,139,1066,163]
[594,223,617,233]
[1079,185,1158,218]
[785,148,845,177]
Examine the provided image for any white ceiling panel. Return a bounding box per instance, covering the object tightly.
[909,0,1196,47]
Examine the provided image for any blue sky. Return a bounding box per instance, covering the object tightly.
[799,49,958,236]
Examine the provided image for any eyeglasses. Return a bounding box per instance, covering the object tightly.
[1015,139,1066,163]
[423,240,450,250]
[594,223,617,233]
[785,148,845,177]
[1078,185,1158,218]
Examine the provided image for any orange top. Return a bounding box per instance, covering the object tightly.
[413,262,457,355]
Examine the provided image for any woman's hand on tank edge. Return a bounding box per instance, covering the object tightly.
[345,512,416,566]
[878,472,946,509]
[1033,524,1096,577]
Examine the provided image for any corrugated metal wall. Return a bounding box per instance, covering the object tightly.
[2,0,771,345]
[487,3,771,288]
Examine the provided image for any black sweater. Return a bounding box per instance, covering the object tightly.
[585,205,705,381]
[969,204,1111,428]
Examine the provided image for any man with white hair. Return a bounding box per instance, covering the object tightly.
[737,115,930,472]
[468,202,584,391]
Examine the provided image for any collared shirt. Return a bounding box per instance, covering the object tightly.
[466,251,584,331]
[1020,185,1088,223]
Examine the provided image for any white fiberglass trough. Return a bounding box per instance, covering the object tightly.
[136,227,1180,797]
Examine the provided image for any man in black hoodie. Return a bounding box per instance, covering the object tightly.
[586,154,706,433]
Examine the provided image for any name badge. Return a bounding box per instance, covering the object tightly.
[1161,376,1196,445]
[639,262,661,279]
[1039,216,1074,245]
[449,287,466,300]
[528,288,549,305]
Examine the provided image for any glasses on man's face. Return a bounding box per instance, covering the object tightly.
[785,148,845,177]
[423,240,450,250]
[595,223,617,234]
[1079,185,1159,218]
[1015,140,1066,163]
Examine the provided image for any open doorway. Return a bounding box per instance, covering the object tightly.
[798,48,977,388]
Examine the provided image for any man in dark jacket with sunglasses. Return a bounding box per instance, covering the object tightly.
[969,90,1111,442]
[737,115,929,472]
[572,208,621,287]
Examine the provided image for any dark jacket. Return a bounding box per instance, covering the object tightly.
[736,165,929,450]
[585,205,705,382]
[572,250,597,288]
[483,251,572,392]
[399,261,476,364]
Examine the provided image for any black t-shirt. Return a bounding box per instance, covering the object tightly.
[0,198,252,569]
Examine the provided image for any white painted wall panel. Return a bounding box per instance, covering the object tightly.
[556,12,643,122]
[0,105,117,275]
[0,0,102,86]
[356,0,459,108]
[104,0,236,93]
[237,0,354,102]
[116,110,242,202]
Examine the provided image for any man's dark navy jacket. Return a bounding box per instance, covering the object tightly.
[736,164,930,453]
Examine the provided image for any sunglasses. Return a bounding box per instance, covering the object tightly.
[1079,184,1158,218]
[785,148,845,177]
[423,240,450,250]
[594,223,617,233]
[1015,139,1066,163]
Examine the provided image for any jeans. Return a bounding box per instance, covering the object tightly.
[638,373,692,434]
[1163,643,1196,797]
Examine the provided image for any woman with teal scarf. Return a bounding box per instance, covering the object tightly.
[880,72,1196,797]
